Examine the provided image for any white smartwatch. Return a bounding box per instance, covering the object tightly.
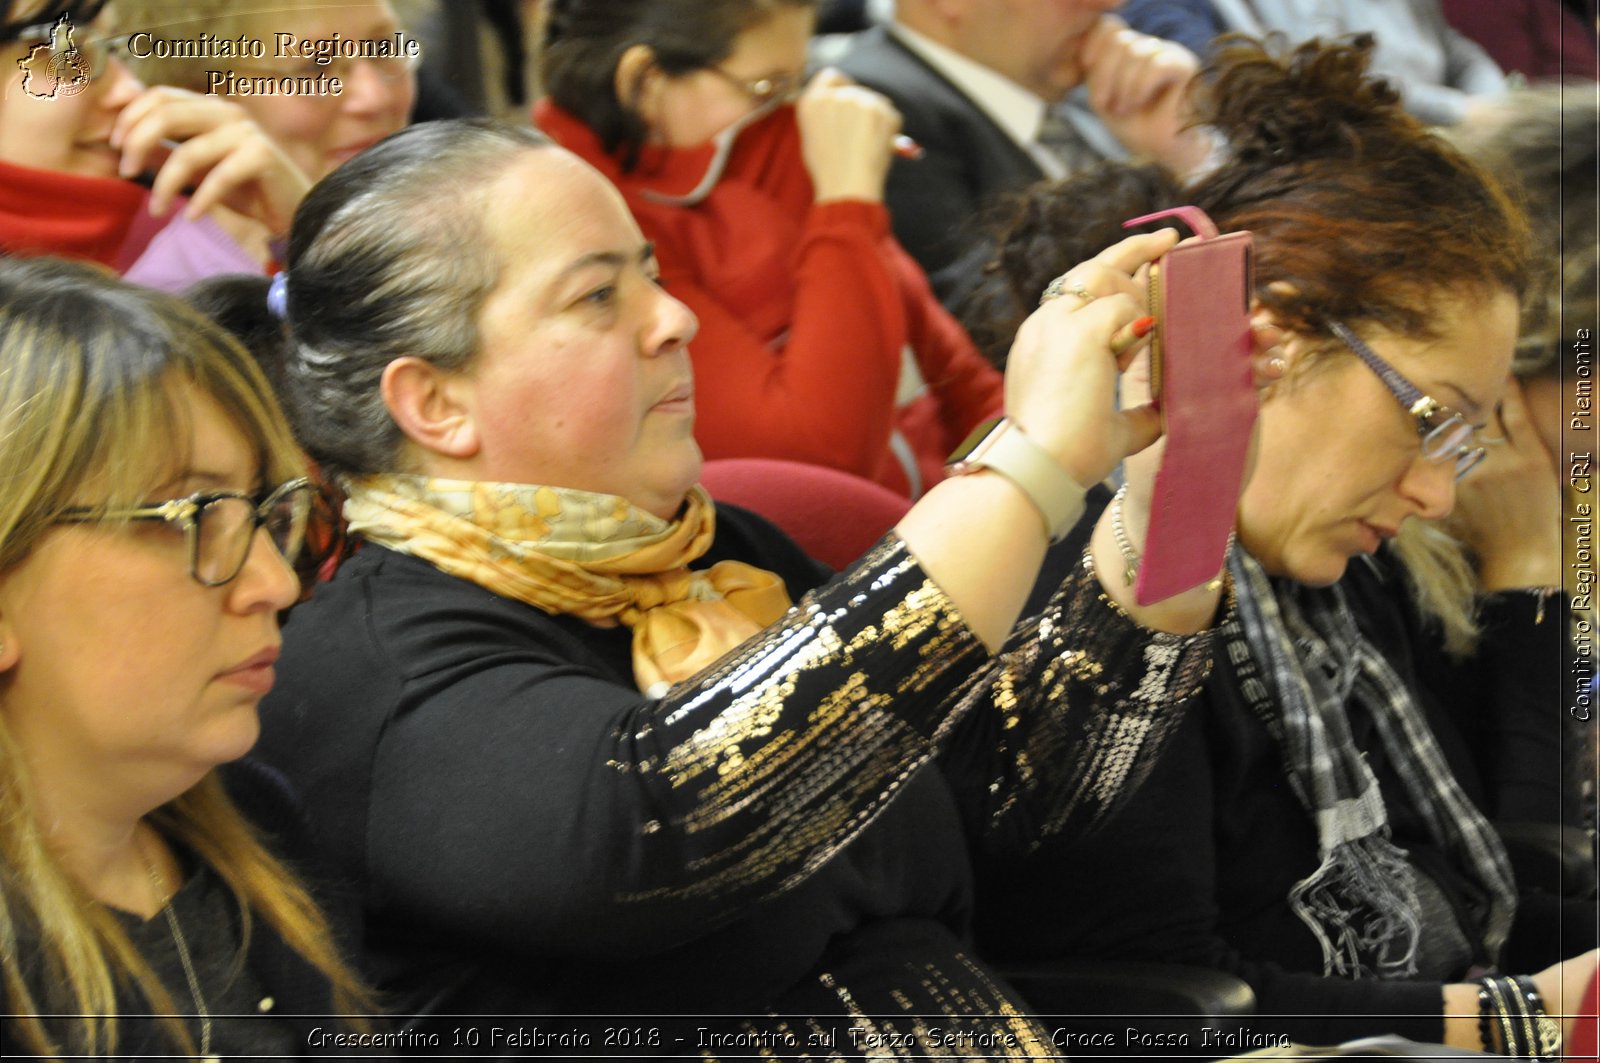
[945,417,1086,543]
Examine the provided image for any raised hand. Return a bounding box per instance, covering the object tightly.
[1449,376,1562,591]
[795,67,902,203]
[1002,229,1180,488]
[1078,18,1211,174]
[111,86,311,236]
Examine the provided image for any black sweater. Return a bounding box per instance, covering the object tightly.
[1,759,363,1059]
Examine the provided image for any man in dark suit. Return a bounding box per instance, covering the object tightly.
[835,0,1210,314]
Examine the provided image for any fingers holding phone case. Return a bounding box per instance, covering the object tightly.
[1117,207,1258,604]
[1249,313,1289,385]
[1039,233,1170,313]
[1005,230,1178,487]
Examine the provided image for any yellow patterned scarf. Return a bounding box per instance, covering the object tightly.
[343,475,793,695]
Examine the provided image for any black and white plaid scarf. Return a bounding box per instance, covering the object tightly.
[1224,550,1517,979]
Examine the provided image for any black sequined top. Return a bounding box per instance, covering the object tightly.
[258,505,1215,1057]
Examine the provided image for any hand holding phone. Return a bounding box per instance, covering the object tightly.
[1119,206,1256,604]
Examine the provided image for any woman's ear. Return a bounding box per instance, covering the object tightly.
[615,43,661,116]
[1248,290,1317,383]
[381,357,480,462]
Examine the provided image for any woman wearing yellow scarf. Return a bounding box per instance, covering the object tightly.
[237,118,1243,1056]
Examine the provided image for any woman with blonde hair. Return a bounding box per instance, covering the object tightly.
[107,0,417,290]
[0,0,311,276]
[0,257,373,1058]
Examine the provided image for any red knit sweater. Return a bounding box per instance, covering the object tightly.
[0,159,160,268]
[535,101,1002,497]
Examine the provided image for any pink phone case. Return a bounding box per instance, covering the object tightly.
[1122,207,1256,605]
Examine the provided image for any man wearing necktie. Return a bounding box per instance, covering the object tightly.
[836,0,1213,312]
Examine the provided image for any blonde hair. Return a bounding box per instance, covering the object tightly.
[1388,519,1482,659]
[1446,85,1599,380]
[0,258,373,1058]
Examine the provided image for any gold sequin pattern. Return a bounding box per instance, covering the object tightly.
[614,537,988,905]
[693,950,1063,1060]
[941,551,1219,851]
[610,536,1217,906]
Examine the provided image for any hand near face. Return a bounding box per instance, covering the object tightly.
[795,67,902,204]
[110,87,312,237]
[1002,229,1178,488]
[1077,18,1210,174]
[1101,260,1282,519]
[1447,376,1562,591]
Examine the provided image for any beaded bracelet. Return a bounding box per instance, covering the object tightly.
[1478,980,1502,1055]
[1482,975,1524,1057]
[1477,974,1563,1060]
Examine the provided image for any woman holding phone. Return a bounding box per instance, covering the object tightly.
[213,114,1249,1055]
[967,36,1598,1055]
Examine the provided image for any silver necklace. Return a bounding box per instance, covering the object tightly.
[140,834,218,1063]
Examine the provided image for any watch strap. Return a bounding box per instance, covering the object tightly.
[946,418,1086,542]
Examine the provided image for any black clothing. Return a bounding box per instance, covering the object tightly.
[976,547,1588,1047]
[835,27,1049,311]
[257,505,1215,1057]
[1,760,360,1060]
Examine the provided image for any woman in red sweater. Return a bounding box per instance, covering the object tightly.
[536,0,1003,497]
[0,0,306,269]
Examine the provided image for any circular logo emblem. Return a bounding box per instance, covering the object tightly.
[49,48,91,97]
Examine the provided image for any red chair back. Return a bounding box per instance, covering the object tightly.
[700,458,912,571]
[1574,965,1599,1063]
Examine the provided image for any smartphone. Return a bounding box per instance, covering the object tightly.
[1122,207,1256,605]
